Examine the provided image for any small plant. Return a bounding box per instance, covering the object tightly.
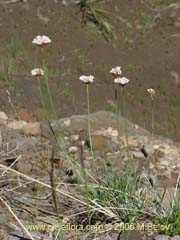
[31,68,47,119]
[110,66,123,159]
[78,0,115,42]
[114,75,130,158]
[139,12,153,30]
[8,33,20,60]
[32,35,55,119]
[147,88,156,137]
[83,171,150,224]
[126,63,138,74]
[1,32,179,240]
[157,174,180,236]
[79,75,95,169]
[159,207,180,236]
[0,33,21,88]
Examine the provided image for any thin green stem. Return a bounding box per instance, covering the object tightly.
[37,78,48,120]
[122,88,131,169]
[86,84,95,170]
[42,56,58,120]
[50,157,61,222]
[151,99,154,138]
[72,154,79,184]
[122,89,129,146]
[115,87,122,160]
[40,48,66,141]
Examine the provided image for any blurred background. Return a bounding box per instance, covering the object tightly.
[0,0,179,141]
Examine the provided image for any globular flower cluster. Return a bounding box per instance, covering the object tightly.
[32,35,52,47]
[31,68,44,77]
[110,66,122,77]
[31,34,51,78]
[30,34,155,101]
[79,75,94,84]
[114,77,130,87]
[147,88,156,100]
[110,66,130,87]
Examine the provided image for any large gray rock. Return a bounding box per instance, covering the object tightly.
[7,120,41,136]
[171,236,180,240]
[154,235,170,240]
[0,111,8,125]
[52,110,150,137]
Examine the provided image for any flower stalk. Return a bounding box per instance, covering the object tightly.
[115,87,122,160]
[122,88,129,147]
[147,88,156,138]
[49,147,61,222]
[32,35,66,141]
[86,84,95,169]
[41,48,58,121]
[79,75,95,170]
[31,68,48,120]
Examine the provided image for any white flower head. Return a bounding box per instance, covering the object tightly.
[114,77,130,87]
[31,68,44,77]
[32,35,51,47]
[110,66,122,77]
[69,146,78,154]
[147,88,156,100]
[79,75,94,84]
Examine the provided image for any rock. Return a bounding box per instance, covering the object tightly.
[0,213,9,224]
[131,151,145,159]
[149,163,155,169]
[70,134,79,141]
[33,108,44,121]
[0,111,8,120]
[55,111,150,137]
[121,230,144,240]
[62,119,71,127]
[154,235,170,240]
[22,122,41,136]
[7,120,27,130]
[161,160,169,166]
[41,122,51,138]
[170,71,180,86]
[106,127,118,139]
[17,108,33,122]
[6,119,41,136]
[6,231,53,240]
[88,135,110,153]
[0,111,8,125]
[13,135,35,151]
[171,236,180,240]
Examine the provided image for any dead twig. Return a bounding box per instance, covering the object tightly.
[0,196,35,240]
[49,146,61,220]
